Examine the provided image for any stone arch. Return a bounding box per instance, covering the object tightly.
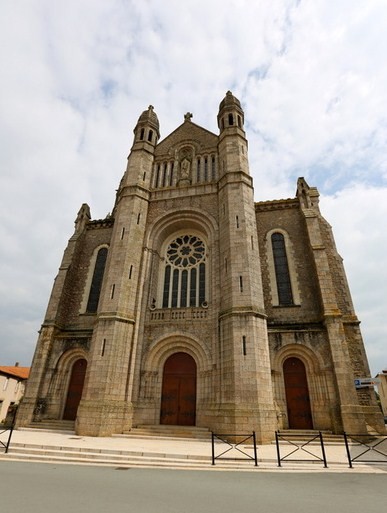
[145,207,218,250]
[143,208,218,310]
[49,349,88,420]
[271,344,325,430]
[138,333,212,425]
[143,333,211,373]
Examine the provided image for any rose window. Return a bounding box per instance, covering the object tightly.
[166,235,205,268]
[162,235,206,308]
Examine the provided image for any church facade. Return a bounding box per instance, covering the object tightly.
[17,92,384,442]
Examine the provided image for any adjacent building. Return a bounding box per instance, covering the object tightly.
[376,370,387,419]
[16,92,385,441]
[0,364,29,423]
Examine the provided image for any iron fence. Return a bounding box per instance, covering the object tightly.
[343,433,387,468]
[275,431,328,468]
[0,411,16,454]
[211,432,258,466]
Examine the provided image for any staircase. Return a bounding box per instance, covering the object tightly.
[19,420,75,434]
[118,425,211,441]
[275,430,344,443]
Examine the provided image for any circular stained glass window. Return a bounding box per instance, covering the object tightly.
[166,235,205,268]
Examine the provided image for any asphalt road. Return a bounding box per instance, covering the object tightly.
[0,461,386,513]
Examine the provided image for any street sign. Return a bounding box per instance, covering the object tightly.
[354,378,381,388]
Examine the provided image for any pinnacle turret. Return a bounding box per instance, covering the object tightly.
[132,105,160,147]
[217,91,245,132]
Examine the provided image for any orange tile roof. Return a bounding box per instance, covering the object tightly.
[0,366,30,380]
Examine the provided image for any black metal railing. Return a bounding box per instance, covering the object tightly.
[275,431,328,468]
[211,432,258,466]
[0,412,17,454]
[344,433,387,468]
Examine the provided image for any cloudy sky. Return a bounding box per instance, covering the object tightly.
[1,0,386,377]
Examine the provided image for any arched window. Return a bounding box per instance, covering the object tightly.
[162,235,206,308]
[86,247,108,313]
[271,232,293,305]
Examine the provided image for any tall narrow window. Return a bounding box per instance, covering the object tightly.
[86,247,108,313]
[154,164,160,188]
[196,158,201,182]
[162,235,206,308]
[162,163,167,187]
[271,232,293,305]
[162,265,171,308]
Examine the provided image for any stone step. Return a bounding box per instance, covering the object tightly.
[3,442,264,470]
[120,425,211,441]
[274,430,344,443]
[19,420,75,434]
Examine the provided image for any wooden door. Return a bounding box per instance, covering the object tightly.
[283,357,313,429]
[160,352,196,426]
[63,359,87,420]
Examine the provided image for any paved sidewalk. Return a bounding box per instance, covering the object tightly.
[1,428,387,473]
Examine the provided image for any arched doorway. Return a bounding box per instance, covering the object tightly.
[283,357,313,429]
[160,352,196,426]
[63,358,87,420]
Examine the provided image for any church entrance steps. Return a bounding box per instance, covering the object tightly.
[19,420,75,435]
[275,430,344,444]
[119,425,211,441]
[4,442,213,469]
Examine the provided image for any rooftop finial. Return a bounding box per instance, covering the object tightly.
[184,112,193,121]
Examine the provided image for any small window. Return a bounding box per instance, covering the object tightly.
[148,129,153,142]
[140,128,145,140]
[228,113,234,126]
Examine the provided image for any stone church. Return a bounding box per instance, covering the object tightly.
[17,92,384,442]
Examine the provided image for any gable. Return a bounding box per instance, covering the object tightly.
[155,121,218,158]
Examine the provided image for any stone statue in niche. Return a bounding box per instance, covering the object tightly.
[181,158,191,178]
[178,157,192,185]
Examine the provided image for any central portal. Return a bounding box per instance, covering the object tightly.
[160,352,197,426]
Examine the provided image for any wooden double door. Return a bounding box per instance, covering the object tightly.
[283,357,313,429]
[160,352,197,426]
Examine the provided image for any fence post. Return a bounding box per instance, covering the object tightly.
[252,431,258,466]
[275,431,281,467]
[211,432,215,465]
[319,431,328,468]
[343,432,353,468]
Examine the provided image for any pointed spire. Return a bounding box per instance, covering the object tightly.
[74,203,90,233]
